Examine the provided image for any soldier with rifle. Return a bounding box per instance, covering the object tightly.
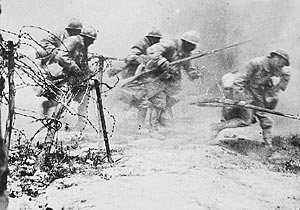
[121,38,252,138]
[122,27,162,79]
[129,30,201,138]
[151,31,202,129]
[211,50,290,148]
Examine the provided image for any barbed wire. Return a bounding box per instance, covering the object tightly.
[0,25,119,148]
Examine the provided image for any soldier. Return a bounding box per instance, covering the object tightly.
[36,18,83,66]
[138,30,201,137]
[211,50,290,148]
[122,27,162,79]
[41,26,97,131]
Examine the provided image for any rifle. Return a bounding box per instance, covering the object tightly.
[88,53,125,61]
[190,98,300,121]
[121,40,252,87]
[171,40,252,66]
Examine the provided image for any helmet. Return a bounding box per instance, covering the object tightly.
[80,26,97,40]
[146,28,162,38]
[66,18,83,30]
[181,30,200,45]
[270,49,290,66]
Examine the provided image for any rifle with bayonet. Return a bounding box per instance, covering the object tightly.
[190,98,300,121]
[121,40,252,87]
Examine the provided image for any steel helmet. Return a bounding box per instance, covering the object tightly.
[66,18,83,30]
[181,30,200,46]
[80,26,97,40]
[146,28,162,38]
[270,49,290,66]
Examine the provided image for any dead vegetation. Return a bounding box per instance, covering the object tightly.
[220,134,300,174]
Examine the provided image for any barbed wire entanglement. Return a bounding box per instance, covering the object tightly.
[0,26,120,197]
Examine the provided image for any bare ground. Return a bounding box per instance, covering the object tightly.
[7,105,300,210]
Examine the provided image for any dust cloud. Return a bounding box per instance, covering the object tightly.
[1,0,300,132]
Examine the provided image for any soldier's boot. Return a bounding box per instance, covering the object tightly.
[137,108,148,134]
[149,108,165,140]
[210,119,246,140]
[262,128,273,148]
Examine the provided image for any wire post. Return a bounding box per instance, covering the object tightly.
[4,41,15,150]
[94,71,113,163]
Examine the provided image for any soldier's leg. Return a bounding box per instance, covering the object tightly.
[255,111,274,147]
[137,108,148,127]
[211,106,253,140]
[158,106,172,127]
[148,92,166,139]
[75,92,90,131]
[158,90,180,127]
[137,96,150,133]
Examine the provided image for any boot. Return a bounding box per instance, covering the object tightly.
[262,128,273,148]
[210,119,247,140]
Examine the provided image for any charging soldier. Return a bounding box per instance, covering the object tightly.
[122,28,162,79]
[36,18,83,66]
[42,26,97,131]
[139,30,201,137]
[211,50,290,148]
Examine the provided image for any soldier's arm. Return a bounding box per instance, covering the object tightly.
[146,39,174,69]
[40,30,64,50]
[125,47,143,65]
[55,36,80,70]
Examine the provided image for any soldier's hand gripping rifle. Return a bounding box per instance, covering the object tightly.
[121,40,252,87]
[190,98,300,121]
[88,53,125,62]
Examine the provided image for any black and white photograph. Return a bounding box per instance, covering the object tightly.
[0,0,300,209]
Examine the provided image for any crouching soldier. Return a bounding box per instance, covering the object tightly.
[137,30,201,138]
[122,28,162,79]
[145,30,201,129]
[36,18,83,66]
[41,26,97,131]
[211,50,290,148]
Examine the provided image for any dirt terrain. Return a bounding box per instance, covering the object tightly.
[6,102,300,210]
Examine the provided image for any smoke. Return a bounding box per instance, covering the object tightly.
[1,0,300,131]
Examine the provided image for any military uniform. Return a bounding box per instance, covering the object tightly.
[142,35,199,131]
[212,51,290,147]
[146,38,199,127]
[42,26,97,131]
[123,37,152,79]
[36,18,83,66]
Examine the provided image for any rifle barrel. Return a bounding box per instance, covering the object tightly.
[170,40,252,66]
[191,99,300,121]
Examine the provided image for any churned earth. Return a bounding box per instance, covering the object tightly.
[6,100,300,210]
